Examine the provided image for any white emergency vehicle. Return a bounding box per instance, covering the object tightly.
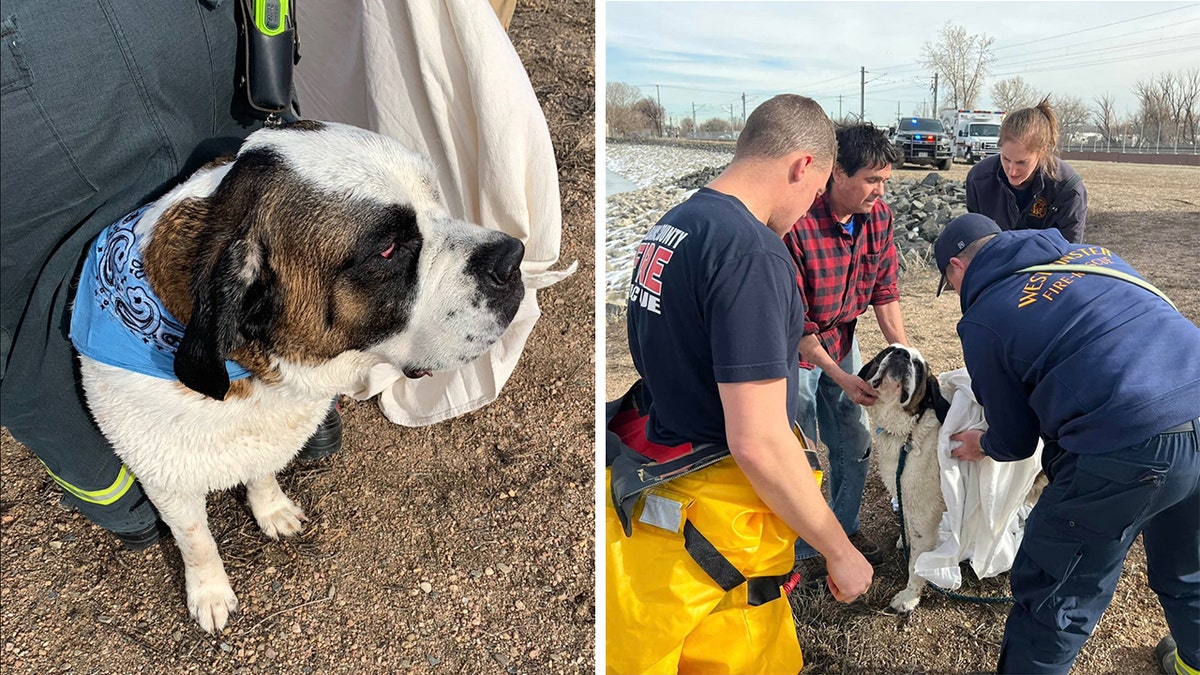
[940,109,1005,164]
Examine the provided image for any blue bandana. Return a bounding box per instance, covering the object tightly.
[69,206,252,382]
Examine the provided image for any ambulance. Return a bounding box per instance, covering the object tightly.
[940,109,1005,164]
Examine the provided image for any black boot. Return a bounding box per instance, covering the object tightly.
[295,404,343,462]
[115,520,170,551]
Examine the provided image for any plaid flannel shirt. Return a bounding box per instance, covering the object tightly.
[784,192,900,369]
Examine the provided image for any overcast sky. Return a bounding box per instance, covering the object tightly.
[604,1,1200,127]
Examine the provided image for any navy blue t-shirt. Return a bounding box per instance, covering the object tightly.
[626,187,806,447]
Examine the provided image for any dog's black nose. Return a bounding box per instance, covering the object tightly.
[480,236,525,287]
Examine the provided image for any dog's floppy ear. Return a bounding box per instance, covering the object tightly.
[858,345,892,382]
[901,354,925,413]
[927,374,952,424]
[174,235,274,400]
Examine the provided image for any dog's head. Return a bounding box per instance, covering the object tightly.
[857,344,942,418]
[146,121,525,400]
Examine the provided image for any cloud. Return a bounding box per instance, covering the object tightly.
[607,1,1200,123]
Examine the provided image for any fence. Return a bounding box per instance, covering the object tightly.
[1060,138,1199,156]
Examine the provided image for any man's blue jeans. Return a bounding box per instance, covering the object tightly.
[793,337,873,560]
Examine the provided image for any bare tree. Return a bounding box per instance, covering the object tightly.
[1093,92,1119,143]
[990,76,1042,112]
[633,97,666,137]
[699,117,731,133]
[1053,94,1090,147]
[606,82,644,137]
[1159,71,1184,147]
[1181,67,1200,145]
[921,22,995,109]
[1133,76,1170,148]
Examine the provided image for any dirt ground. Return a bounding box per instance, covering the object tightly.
[0,2,594,673]
[606,159,1200,674]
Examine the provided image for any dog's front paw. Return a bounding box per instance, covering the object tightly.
[187,572,239,633]
[254,494,307,540]
[889,587,922,613]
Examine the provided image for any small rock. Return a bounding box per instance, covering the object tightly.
[492,653,511,666]
[419,582,433,594]
[220,643,232,653]
[426,654,441,666]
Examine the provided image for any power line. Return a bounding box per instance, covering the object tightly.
[987,16,1200,62]
[991,45,1200,77]
[992,33,1200,70]
[993,2,1200,51]
[868,7,1200,77]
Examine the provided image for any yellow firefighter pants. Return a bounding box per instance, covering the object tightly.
[605,457,803,675]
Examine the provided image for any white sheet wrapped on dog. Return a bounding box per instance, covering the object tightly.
[913,368,1042,589]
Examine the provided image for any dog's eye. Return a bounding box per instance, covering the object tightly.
[381,242,396,260]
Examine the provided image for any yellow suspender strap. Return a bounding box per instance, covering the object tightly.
[39,460,136,506]
[1176,651,1200,675]
[1017,264,1178,311]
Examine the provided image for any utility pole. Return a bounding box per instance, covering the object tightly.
[656,84,662,137]
[860,66,865,122]
[692,102,697,138]
[838,95,843,120]
[726,104,735,131]
[896,101,901,123]
[932,72,939,114]
[741,93,747,130]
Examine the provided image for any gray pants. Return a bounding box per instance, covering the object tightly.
[0,0,255,535]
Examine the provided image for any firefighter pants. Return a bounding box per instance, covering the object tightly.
[997,419,1200,675]
[0,0,254,536]
[606,458,802,675]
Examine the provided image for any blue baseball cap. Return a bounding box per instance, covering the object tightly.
[934,213,1002,296]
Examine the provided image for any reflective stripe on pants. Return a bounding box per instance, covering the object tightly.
[40,460,135,506]
[605,458,802,675]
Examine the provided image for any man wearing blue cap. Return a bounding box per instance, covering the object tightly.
[933,213,1200,675]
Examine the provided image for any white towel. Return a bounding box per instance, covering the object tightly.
[294,0,574,426]
[913,368,1042,589]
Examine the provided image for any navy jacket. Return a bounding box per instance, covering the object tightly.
[957,230,1200,461]
[965,155,1087,243]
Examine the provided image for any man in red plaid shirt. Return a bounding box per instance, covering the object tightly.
[785,123,911,577]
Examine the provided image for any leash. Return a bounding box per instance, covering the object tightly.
[895,434,1014,606]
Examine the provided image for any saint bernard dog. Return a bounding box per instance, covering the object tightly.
[857,344,949,613]
[73,121,526,632]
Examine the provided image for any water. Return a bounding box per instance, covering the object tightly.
[605,168,639,197]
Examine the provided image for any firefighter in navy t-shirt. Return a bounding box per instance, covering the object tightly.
[606,94,874,674]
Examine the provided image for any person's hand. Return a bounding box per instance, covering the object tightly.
[825,548,874,603]
[950,429,987,462]
[836,372,878,406]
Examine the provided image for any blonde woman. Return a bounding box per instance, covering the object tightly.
[965,96,1088,243]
